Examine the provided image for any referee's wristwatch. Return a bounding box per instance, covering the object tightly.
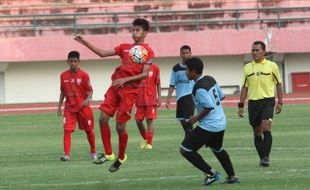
[278,101,283,105]
[238,102,244,108]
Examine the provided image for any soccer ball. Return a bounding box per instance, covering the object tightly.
[129,45,148,64]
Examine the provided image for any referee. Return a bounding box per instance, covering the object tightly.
[238,41,283,167]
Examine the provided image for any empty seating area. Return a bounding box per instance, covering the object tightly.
[1,0,310,37]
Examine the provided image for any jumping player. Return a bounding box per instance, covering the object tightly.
[74,18,154,172]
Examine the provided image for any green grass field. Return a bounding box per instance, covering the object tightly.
[0,104,309,190]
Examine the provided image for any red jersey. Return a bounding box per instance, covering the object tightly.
[112,43,154,88]
[60,69,93,113]
[135,64,160,106]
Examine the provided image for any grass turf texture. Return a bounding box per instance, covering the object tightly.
[0,104,309,190]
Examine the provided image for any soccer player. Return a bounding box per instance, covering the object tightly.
[165,45,195,138]
[180,57,239,186]
[135,64,161,150]
[74,18,154,172]
[238,41,283,167]
[57,51,96,161]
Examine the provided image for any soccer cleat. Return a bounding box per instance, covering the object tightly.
[145,144,153,149]
[93,153,115,164]
[259,157,270,167]
[203,171,221,186]
[109,154,127,172]
[60,155,70,161]
[222,176,240,184]
[139,140,148,149]
[90,153,97,161]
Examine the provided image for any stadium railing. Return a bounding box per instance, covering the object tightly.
[1,6,310,36]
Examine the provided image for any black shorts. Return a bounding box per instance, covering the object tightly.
[248,97,275,127]
[176,94,195,120]
[181,127,225,152]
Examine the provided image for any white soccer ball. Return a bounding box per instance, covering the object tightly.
[129,45,148,64]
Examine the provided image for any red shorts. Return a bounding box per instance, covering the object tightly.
[63,106,94,131]
[134,105,157,120]
[100,85,138,123]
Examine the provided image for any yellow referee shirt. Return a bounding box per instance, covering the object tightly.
[241,58,282,100]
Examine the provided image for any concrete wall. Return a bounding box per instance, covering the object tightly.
[0,72,4,103]
[157,55,244,89]
[4,55,243,103]
[2,29,310,63]
[4,59,117,103]
[5,53,309,104]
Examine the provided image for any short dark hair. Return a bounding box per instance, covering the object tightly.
[68,51,80,60]
[180,45,191,52]
[133,18,149,31]
[185,57,203,74]
[253,41,266,51]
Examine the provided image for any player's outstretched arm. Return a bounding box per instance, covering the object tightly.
[74,36,116,58]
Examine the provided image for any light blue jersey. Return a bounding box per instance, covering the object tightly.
[169,63,195,101]
[192,75,226,132]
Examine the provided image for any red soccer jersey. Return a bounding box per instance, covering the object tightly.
[111,43,154,88]
[135,64,160,107]
[60,69,93,113]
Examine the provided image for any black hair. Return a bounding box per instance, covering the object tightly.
[133,18,149,31]
[185,57,203,74]
[180,45,191,52]
[68,51,80,60]
[253,41,266,51]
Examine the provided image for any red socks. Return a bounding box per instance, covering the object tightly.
[85,130,96,154]
[64,130,96,156]
[146,130,154,145]
[118,131,128,160]
[100,123,129,160]
[100,124,113,155]
[63,130,71,156]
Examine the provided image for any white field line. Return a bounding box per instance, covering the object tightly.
[0,168,310,189]
[1,97,309,112]
[0,105,99,112]
[222,97,310,103]
[0,146,309,157]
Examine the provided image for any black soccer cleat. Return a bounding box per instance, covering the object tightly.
[259,157,270,167]
[222,176,240,184]
[60,155,70,161]
[108,154,127,172]
[93,153,115,164]
[203,171,221,186]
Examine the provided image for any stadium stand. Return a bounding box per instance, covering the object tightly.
[0,0,310,103]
